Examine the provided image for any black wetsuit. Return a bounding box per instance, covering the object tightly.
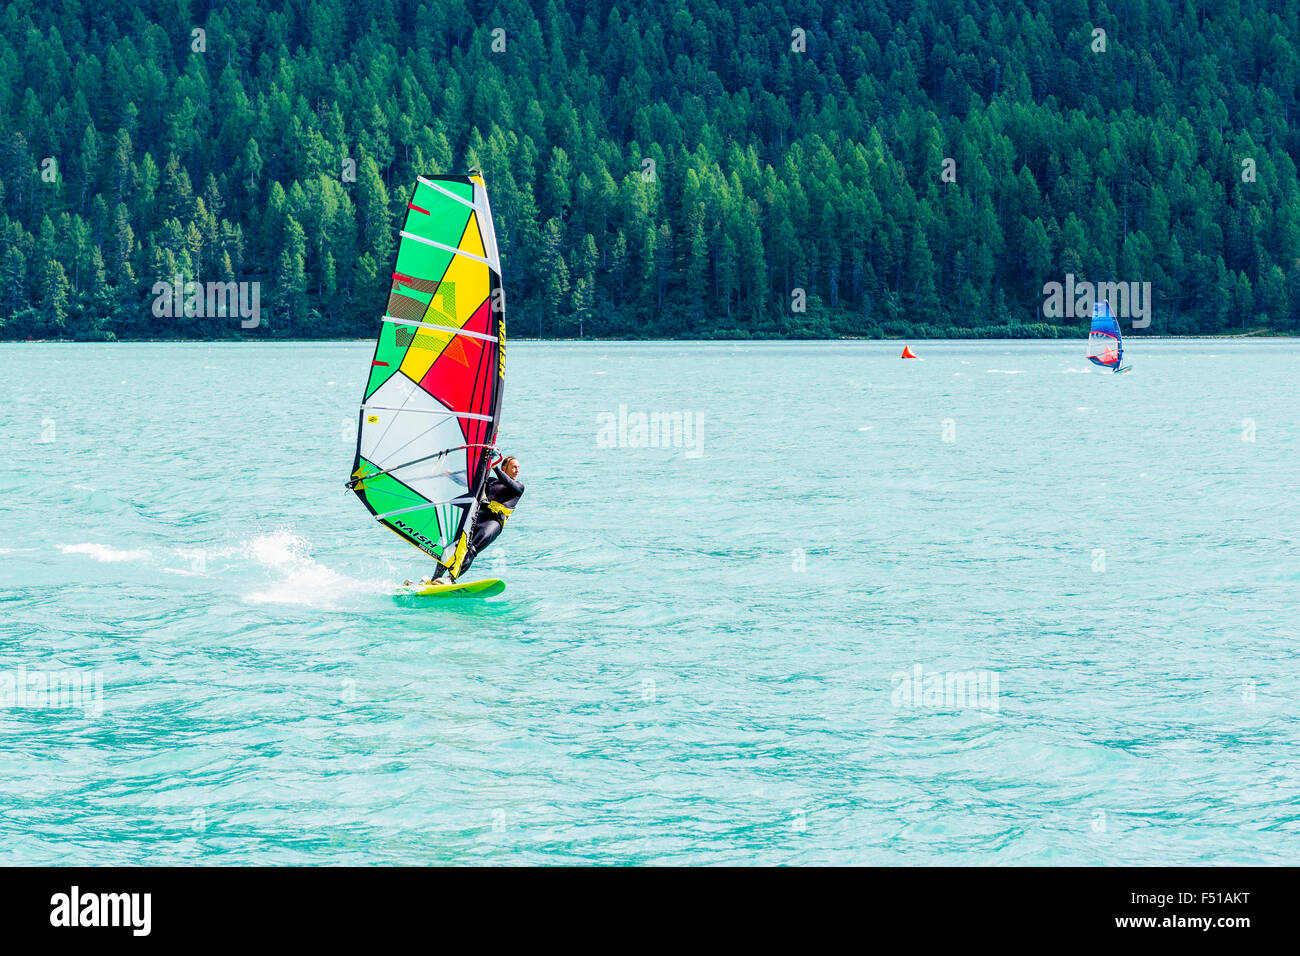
[442,465,524,578]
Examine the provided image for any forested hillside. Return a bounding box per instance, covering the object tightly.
[3,0,1299,340]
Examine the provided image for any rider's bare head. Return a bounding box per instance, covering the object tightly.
[502,455,520,479]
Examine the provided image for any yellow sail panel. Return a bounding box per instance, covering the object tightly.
[397,283,454,381]
[398,215,492,383]
[459,211,487,260]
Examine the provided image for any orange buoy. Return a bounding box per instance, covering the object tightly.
[901,345,918,359]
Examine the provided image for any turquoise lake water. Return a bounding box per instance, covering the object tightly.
[1,339,1297,865]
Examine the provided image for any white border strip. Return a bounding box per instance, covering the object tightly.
[361,404,493,422]
[377,498,475,520]
[382,315,498,343]
[417,177,477,210]
[399,230,491,266]
[474,177,502,274]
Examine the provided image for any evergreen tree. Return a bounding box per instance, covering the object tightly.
[3,0,1299,339]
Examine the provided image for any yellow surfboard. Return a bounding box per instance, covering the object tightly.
[399,578,506,598]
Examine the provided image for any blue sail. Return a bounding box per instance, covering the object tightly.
[1086,300,1123,369]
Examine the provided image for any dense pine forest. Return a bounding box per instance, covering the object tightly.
[2,0,1299,340]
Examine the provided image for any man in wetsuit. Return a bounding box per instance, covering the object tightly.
[432,455,524,582]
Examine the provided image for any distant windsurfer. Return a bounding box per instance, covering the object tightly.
[431,455,523,583]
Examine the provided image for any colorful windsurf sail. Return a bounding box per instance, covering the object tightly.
[348,173,505,575]
[1086,300,1123,370]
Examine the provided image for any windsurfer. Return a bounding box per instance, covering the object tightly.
[432,456,524,582]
